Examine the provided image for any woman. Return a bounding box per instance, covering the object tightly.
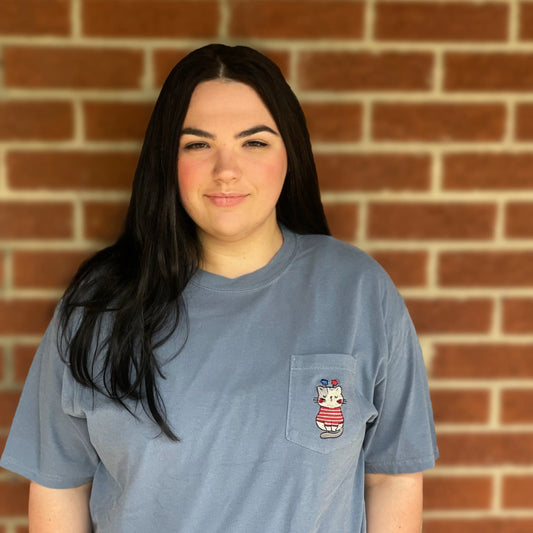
[1,44,438,532]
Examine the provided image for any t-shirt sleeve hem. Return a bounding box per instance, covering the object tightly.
[0,456,94,489]
[364,452,438,475]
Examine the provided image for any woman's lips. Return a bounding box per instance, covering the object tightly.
[205,193,249,207]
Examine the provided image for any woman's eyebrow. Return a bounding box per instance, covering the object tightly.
[180,127,215,139]
[237,125,279,138]
[180,125,279,139]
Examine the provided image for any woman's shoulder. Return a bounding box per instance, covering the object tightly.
[294,232,387,279]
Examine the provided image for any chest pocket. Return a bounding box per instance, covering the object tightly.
[286,353,377,454]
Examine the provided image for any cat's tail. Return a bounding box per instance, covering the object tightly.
[320,427,344,439]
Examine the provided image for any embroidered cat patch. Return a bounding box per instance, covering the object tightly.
[314,379,345,439]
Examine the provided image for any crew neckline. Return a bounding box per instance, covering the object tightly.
[190,226,297,292]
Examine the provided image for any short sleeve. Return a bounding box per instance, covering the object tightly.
[363,279,439,474]
[0,305,99,488]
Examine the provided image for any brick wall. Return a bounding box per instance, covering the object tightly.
[1,0,532,531]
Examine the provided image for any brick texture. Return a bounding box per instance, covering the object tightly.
[229,1,363,39]
[0,101,73,141]
[298,52,433,91]
[4,47,143,89]
[13,251,92,289]
[445,53,533,91]
[1,0,532,529]
[439,252,533,287]
[444,154,533,190]
[431,389,490,424]
[367,203,495,240]
[503,299,533,333]
[316,154,430,192]
[424,476,492,509]
[503,476,533,508]
[0,202,72,239]
[432,344,533,379]
[371,251,427,288]
[7,151,137,191]
[0,0,70,36]
[501,390,533,423]
[375,2,508,42]
[83,201,129,241]
[82,0,219,38]
[372,103,505,141]
[84,102,154,141]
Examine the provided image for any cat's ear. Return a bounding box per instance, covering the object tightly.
[332,386,342,394]
[317,386,327,396]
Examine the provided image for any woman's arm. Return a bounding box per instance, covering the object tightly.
[365,472,423,533]
[29,481,92,533]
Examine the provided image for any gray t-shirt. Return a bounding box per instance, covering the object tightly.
[0,229,438,532]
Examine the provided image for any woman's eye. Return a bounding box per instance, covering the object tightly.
[244,140,268,148]
[183,142,209,151]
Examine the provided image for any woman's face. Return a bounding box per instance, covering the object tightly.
[177,80,287,246]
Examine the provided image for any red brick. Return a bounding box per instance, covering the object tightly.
[431,389,490,424]
[515,103,533,139]
[323,204,357,242]
[84,101,153,141]
[371,251,427,288]
[503,476,533,508]
[424,519,533,533]
[0,201,72,240]
[503,299,533,333]
[432,344,533,379]
[439,252,533,287]
[152,49,189,87]
[502,390,533,423]
[372,103,505,141]
[0,300,56,335]
[0,479,29,515]
[229,0,362,39]
[316,154,430,192]
[8,151,137,191]
[298,52,432,91]
[375,2,508,42]
[13,345,37,383]
[507,203,533,238]
[437,433,533,465]
[13,250,93,289]
[0,101,73,141]
[424,476,492,510]
[519,3,533,40]
[83,201,129,241]
[444,153,533,190]
[153,48,290,89]
[405,299,492,334]
[4,47,143,89]
[0,391,21,427]
[367,203,495,240]
[445,53,533,91]
[301,103,361,143]
[83,0,218,37]
[0,0,70,36]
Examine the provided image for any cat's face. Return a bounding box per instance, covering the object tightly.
[316,386,344,408]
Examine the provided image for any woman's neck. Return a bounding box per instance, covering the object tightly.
[198,224,284,279]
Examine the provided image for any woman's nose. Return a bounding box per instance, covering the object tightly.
[213,147,241,182]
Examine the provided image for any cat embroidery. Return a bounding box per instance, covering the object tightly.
[314,379,345,439]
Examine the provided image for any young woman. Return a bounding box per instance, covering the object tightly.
[1,44,438,532]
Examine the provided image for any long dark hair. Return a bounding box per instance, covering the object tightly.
[60,44,330,440]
